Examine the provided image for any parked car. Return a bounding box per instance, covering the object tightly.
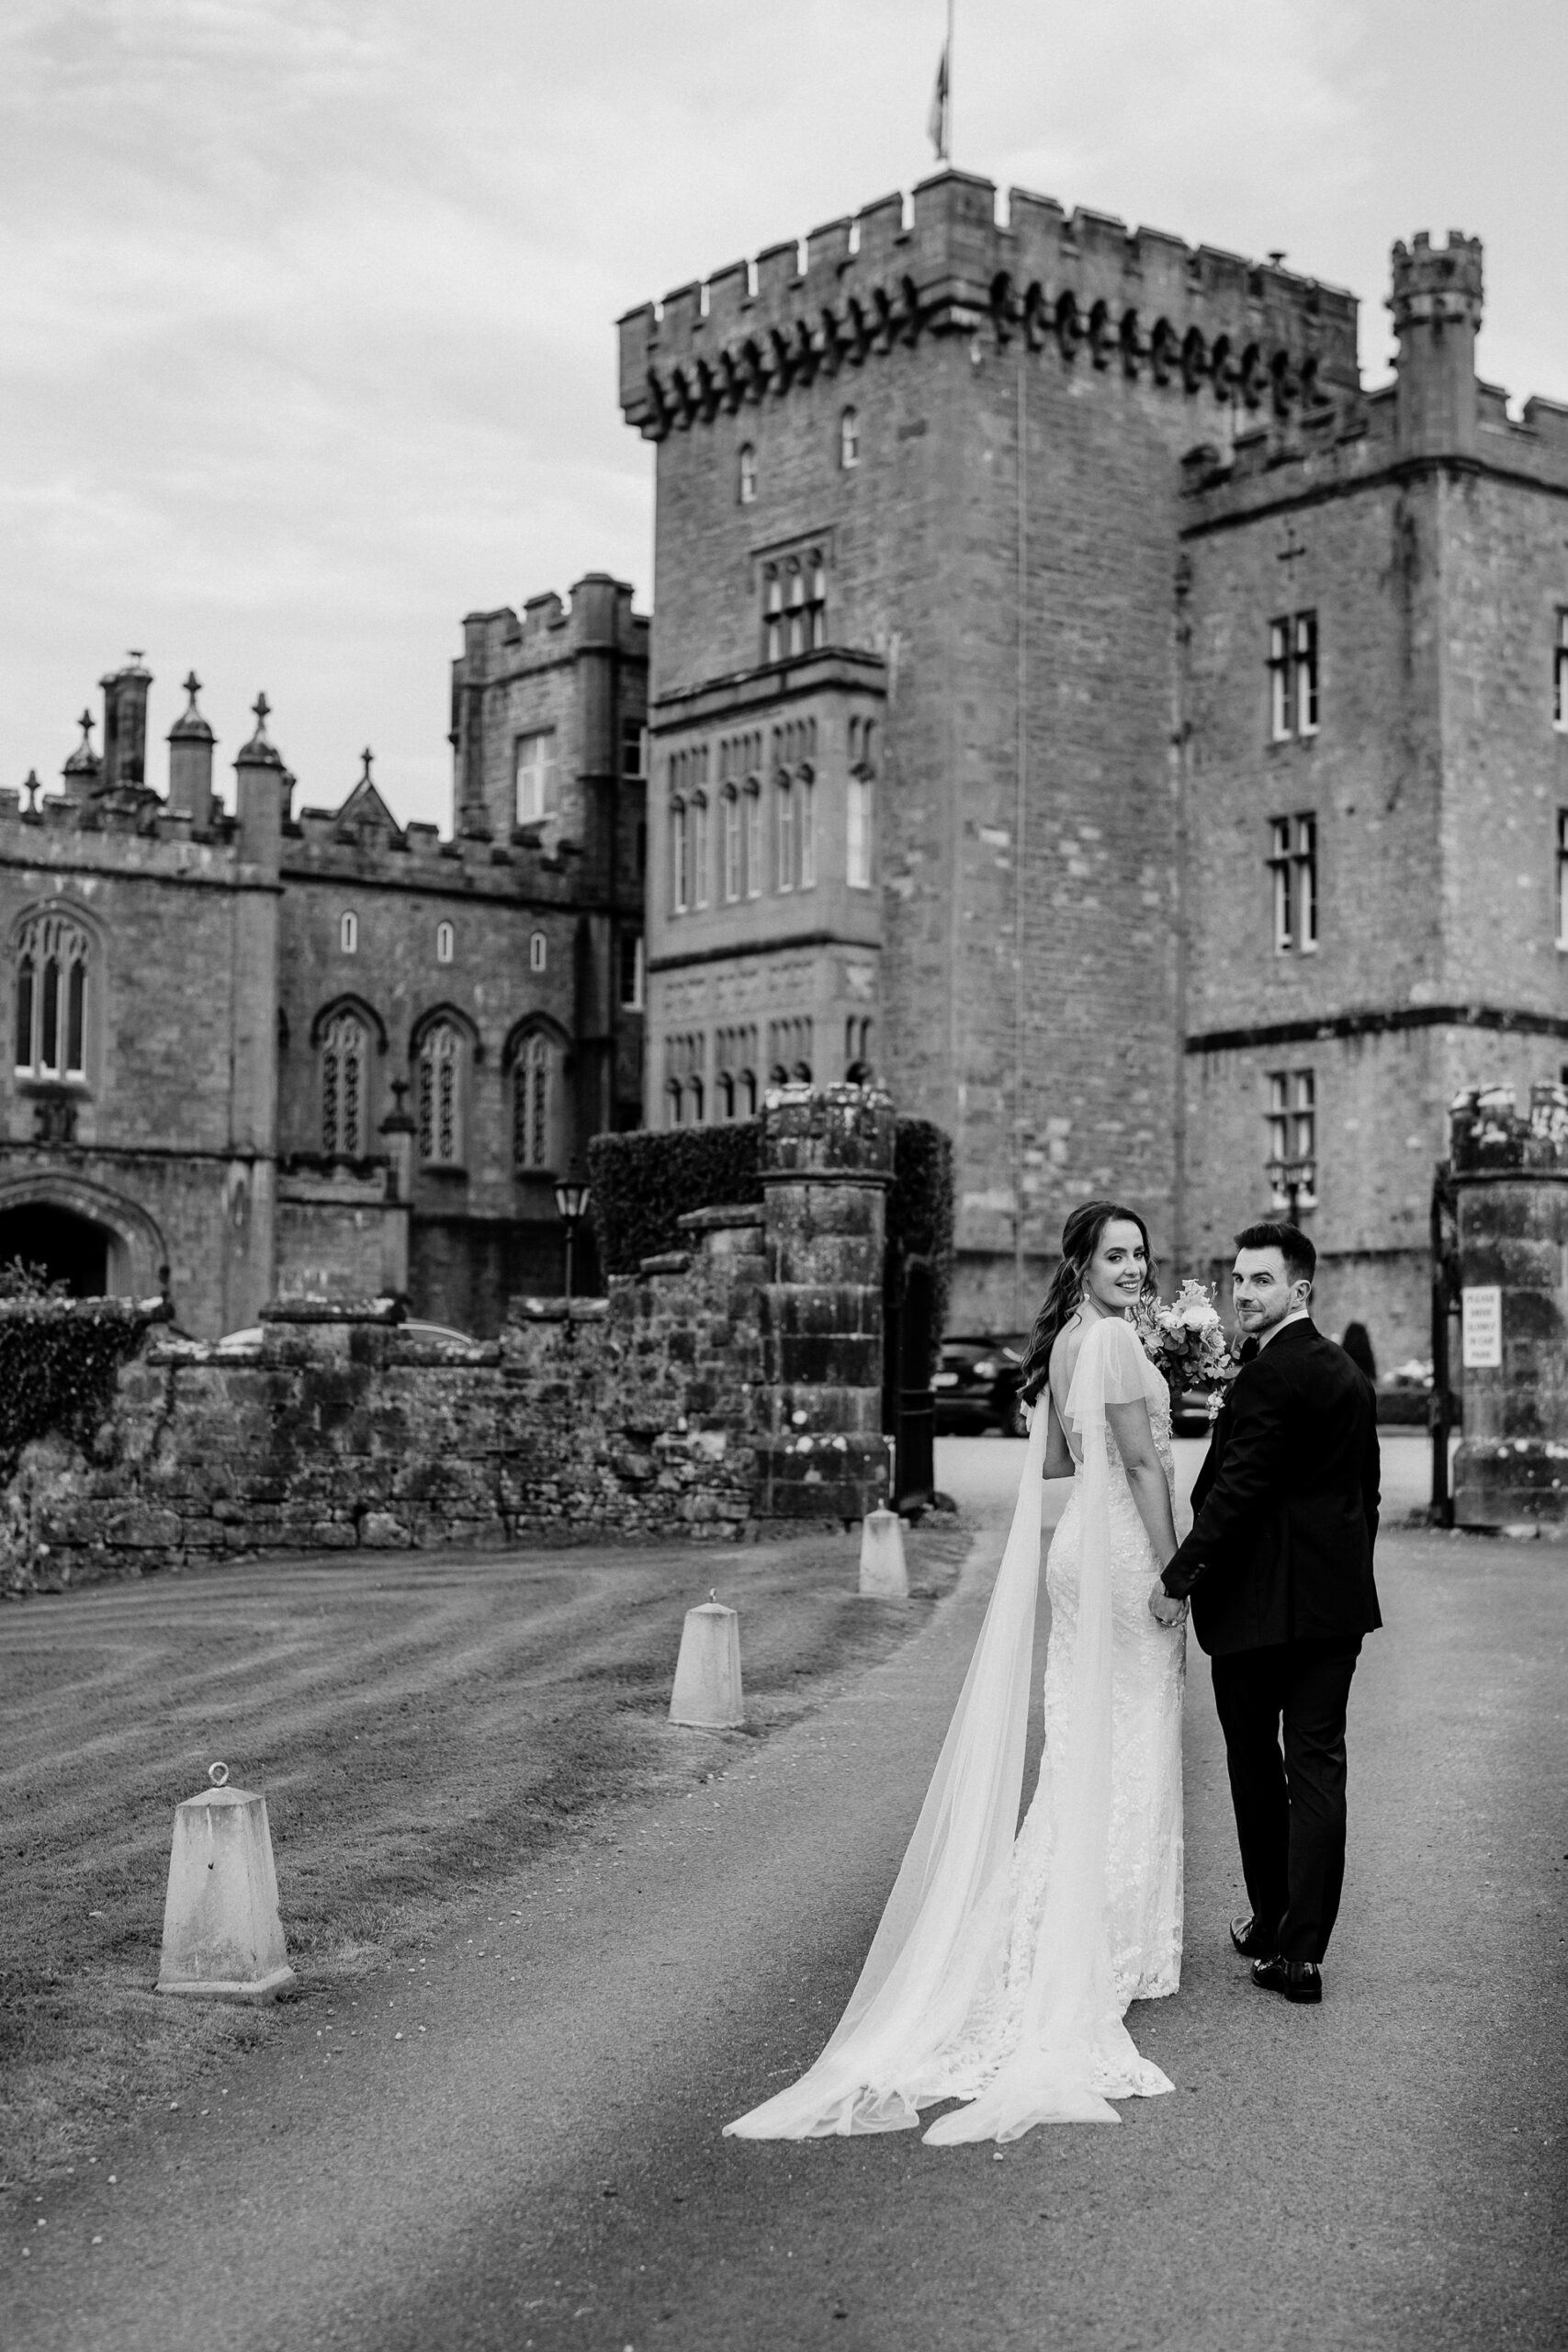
[931,1335,1029,1437]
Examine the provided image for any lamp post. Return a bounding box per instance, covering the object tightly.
[1265,1157,1316,1227]
[553,1165,591,1301]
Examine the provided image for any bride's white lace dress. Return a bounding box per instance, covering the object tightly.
[727,1312,1185,2143]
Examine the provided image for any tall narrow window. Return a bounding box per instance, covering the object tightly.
[798,775,816,888]
[435,921,454,966]
[1266,1069,1317,1204]
[671,798,689,913]
[1269,611,1318,740]
[13,911,91,1080]
[840,408,860,469]
[514,729,558,824]
[847,773,874,888]
[1555,611,1568,730]
[744,783,762,897]
[417,1023,463,1167]
[1557,811,1568,946]
[722,786,741,901]
[763,567,784,663]
[513,1032,558,1171]
[776,776,795,891]
[786,561,807,659]
[693,795,710,908]
[617,931,645,1010]
[529,931,547,972]
[321,1011,368,1157]
[1269,815,1318,953]
[739,443,757,504]
[620,716,646,777]
[339,910,358,954]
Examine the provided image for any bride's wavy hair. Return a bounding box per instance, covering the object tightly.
[1018,1199,1157,1404]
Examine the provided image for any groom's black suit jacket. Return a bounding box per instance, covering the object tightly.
[1161,1318,1382,1657]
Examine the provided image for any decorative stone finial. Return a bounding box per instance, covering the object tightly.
[360,747,374,786]
[168,673,215,745]
[236,692,284,770]
[21,768,41,814]
[63,709,101,781]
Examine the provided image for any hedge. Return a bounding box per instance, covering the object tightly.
[587,1110,956,1350]
[0,1297,168,1477]
[588,1122,763,1278]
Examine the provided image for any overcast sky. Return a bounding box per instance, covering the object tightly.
[4,0,1566,832]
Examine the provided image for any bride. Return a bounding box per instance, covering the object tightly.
[726,1201,1187,2143]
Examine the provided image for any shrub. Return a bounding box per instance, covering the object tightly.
[0,1298,166,1477]
[888,1118,956,1369]
[589,1122,763,1276]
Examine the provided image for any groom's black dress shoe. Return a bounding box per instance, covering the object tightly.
[1251,1955,1322,2004]
[1229,1913,1276,1959]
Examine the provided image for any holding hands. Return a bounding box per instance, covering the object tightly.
[1148,1576,1186,1627]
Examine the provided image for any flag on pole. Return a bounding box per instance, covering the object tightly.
[927,39,950,161]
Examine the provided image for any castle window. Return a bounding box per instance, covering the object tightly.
[665,1033,705,1126]
[416,1022,464,1168]
[798,775,816,888]
[14,910,90,1081]
[1266,1069,1317,1206]
[840,408,860,469]
[721,786,741,901]
[739,443,757,504]
[693,795,710,909]
[845,1016,874,1082]
[1556,812,1568,946]
[1269,815,1317,953]
[744,782,762,898]
[618,931,645,1009]
[513,1032,559,1172]
[1555,612,1568,730]
[529,930,547,973]
[621,716,646,778]
[435,921,454,966]
[671,799,689,913]
[762,549,826,663]
[339,910,358,955]
[848,772,874,888]
[320,1010,369,1157]
[776,776,795,892]
[715,1023,759,1122]
[1269,611,1318,740]
[515,729,558,825]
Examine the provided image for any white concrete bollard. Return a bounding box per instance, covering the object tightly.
[669,1596,745,1728]
[157,1763,296,2003]
[859,1506,908,1599]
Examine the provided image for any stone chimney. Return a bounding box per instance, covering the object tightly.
[167,673,216,827]
[100,652,152,792]
[60,708,102,804]
[1389,231,1483,460]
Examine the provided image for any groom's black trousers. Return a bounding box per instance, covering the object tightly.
[1210,1638,1362,1964]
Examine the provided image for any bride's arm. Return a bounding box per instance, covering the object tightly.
[1105,1396,1179,1564]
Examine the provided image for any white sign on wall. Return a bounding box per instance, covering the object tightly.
[1461,1286,1503,1370]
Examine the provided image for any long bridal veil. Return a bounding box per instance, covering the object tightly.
[725,1313,1173,2143]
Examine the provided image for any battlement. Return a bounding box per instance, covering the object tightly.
[619,169,1359,439]
[457,571,649,684]
[1390,230,1483,334]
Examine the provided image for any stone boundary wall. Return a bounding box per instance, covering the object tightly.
[2,1085,895,1595]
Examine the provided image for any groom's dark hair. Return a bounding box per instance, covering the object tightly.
[1235,1220,1315,1286]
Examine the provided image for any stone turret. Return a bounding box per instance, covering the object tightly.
[167,673,217,828]
[60,708,101,804]
[100,653,152,792]
[1390,231,1483,459]
[233,694,285,876]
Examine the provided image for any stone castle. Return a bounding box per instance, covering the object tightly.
[1,580,647,1336]
[620,173,1568,1361]
[9,169,1568,1366]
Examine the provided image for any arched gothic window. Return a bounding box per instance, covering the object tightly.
[692,794,710,908]
[744,782,762,898]
[14,910,90,1081]
[721,786,741,902]
[513,1031,560,1172]
[321,1010,369,1157]
[775,775,795,891]
[671,798,689,913]
[798,773,816,888]
[416,1022,464,1167]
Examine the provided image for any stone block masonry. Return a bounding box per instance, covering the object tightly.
[1,1086,893,1594]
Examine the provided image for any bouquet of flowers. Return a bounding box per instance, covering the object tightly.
[1136,1280,1240,1420]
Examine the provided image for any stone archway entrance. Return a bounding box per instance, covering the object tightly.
[0,1202,111,1295]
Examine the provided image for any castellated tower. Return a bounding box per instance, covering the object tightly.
[621,169,1359,1325]
[1389,230,1484,458]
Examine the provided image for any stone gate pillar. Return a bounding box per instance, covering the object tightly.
[756,1082,894,1520]
[1450,1082,1568,1531]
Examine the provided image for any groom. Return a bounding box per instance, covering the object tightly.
[1148,1222,1382,2005]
